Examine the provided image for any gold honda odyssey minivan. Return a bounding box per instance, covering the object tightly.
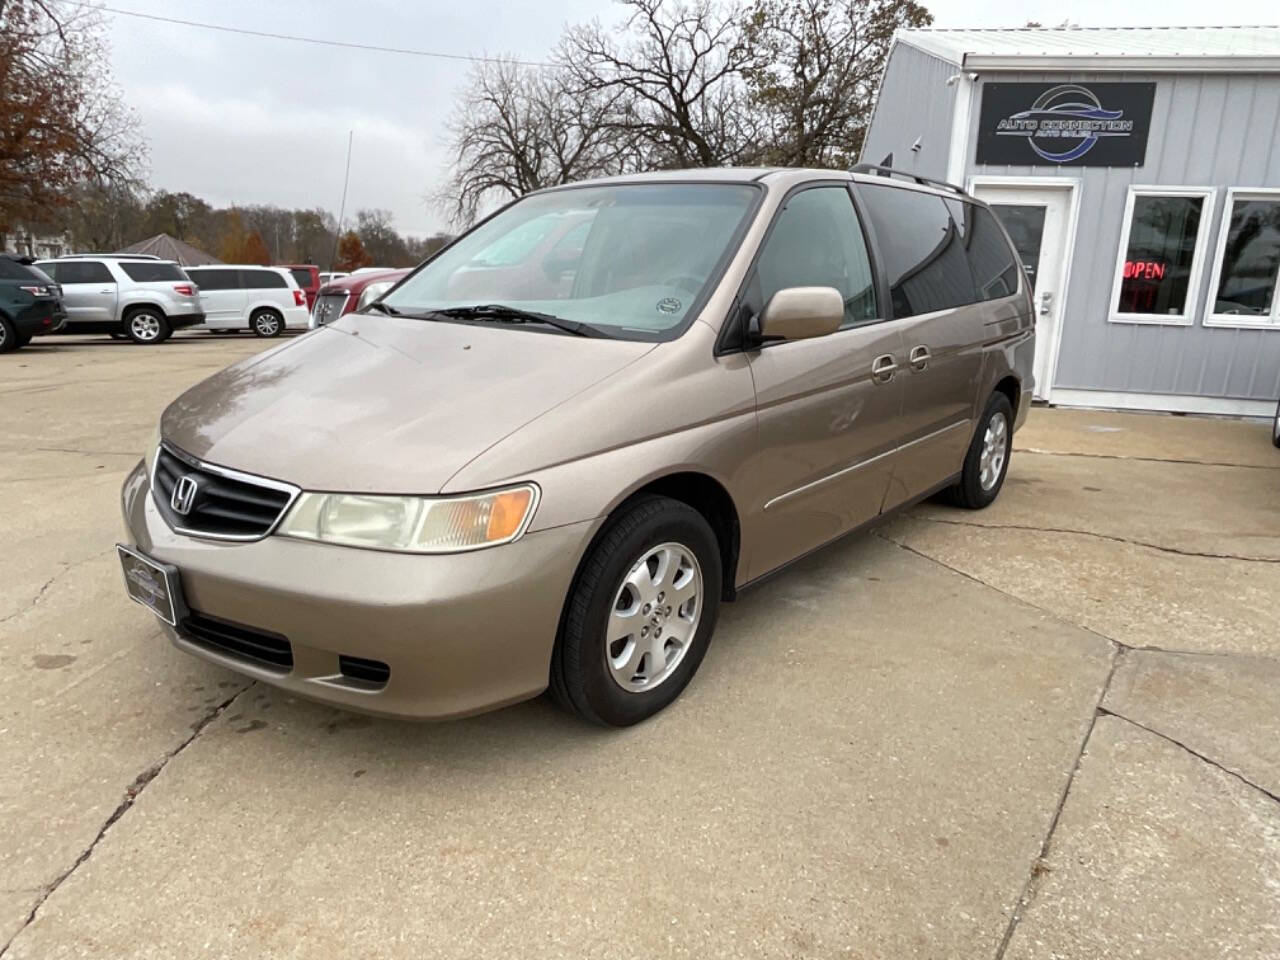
[119,167,1034,726]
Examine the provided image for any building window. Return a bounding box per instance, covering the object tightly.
[1108,187,1215,326]
[1204,188,1280,328]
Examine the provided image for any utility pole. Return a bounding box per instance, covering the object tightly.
[328,130,354,272]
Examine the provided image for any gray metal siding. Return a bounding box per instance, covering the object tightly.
[965,71,1280,402]
[860,44,957,181]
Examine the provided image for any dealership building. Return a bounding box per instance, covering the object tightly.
[862,26,1280,415]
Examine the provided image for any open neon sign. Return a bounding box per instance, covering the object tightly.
[1124,260,1166,280]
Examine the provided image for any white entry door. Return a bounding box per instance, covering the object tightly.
[971,182,1076,402]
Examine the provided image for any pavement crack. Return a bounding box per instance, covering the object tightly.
[876,531,1120,647]
[1017,446,1280,471]
[0,684,253,958]
[1098,707,1280,805]
[908,516,1280,564]
[0,548,114,626]
[993,646,1123,960]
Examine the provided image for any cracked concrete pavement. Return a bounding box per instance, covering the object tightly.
[2,335,1278,957]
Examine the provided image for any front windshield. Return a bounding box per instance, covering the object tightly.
[382,182,760,339]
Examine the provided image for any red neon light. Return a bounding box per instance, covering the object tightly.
[1124,260,1166,280]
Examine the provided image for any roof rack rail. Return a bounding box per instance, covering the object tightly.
[850,164,967,196]
[59,252,163,260]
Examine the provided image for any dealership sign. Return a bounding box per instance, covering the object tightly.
[976,82,1156,167]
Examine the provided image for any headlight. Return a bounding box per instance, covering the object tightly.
[356,280,395,312]
[144,423,161,476]
[277,484,538,553]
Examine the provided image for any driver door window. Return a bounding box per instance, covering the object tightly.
[754,186,878,328]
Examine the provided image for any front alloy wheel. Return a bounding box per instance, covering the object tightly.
[606,542,703,692]
[551,496,722,726]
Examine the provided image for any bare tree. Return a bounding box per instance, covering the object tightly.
[0,0,145,246]
[560,0,759,169]
[438,59,635,226]
[741,0,932,167]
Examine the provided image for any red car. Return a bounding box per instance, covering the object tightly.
[308,268,410,328]
[280,264,321,311]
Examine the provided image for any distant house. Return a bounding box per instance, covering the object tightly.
[119,233,222,266]
[3,225,71,260]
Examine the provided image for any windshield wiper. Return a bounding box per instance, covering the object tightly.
[430,304,611,338]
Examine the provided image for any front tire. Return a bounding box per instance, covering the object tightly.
[250,309,283,338]
[945,392,1014,509]
[551,496,722,727]
[123,308,171,344]
[0,317,18,353]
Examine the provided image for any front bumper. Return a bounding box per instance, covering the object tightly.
[121,460,599,719]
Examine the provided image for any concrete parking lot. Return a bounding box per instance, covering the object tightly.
[2,333,1278,959]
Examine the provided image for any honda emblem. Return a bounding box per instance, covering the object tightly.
[171,474,199,516]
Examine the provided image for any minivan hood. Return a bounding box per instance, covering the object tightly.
[161,314,655,493]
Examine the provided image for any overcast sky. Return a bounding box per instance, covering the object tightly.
[102,0,1273,236]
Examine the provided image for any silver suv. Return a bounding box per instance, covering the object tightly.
[34,255,205,344]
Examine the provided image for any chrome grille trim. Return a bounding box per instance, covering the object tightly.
[150,441,301,542]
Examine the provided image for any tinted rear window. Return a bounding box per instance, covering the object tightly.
[241,269,288,289]
[0,258,39,281]
[289,268,316,288]
[957,203,1022,301]
[119,262,187,282]
[186,269,238,291]
[56,261,114,284]
[858,183,977,318]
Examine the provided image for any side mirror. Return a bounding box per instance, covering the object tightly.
[757,286,844,342]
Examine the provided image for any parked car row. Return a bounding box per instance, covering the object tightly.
[0,254,345,351]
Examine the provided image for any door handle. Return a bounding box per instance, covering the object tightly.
[99,288,113,294]
[908,345,931,372]
[871,354,898,384]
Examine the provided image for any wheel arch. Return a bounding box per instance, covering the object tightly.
[121,300,168,320]
[597,471,742,602]
[992,374,1021,421]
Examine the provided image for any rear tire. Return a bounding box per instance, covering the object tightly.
[945,392,1014,509]
[550,496,722,727]
[123,308,171,344]
[250,309,283,338]
[1272,398,1280,449]
[0,317,18,353]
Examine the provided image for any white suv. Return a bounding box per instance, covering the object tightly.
[34,255,204,344]
[183,265,310,338]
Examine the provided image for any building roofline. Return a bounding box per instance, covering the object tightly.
[897,26,1280,74]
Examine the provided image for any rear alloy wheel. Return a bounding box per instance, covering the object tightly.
[0,317,18,353]
[945,392,1014,509]
[551,496,722,726]
[250,310,283,338]
[124,309,170,344]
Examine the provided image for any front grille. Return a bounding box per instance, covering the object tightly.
[312,292,348,326]
[181,610,293,670]
[153,445,295,540]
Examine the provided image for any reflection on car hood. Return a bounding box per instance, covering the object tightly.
[161,313,655,493]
